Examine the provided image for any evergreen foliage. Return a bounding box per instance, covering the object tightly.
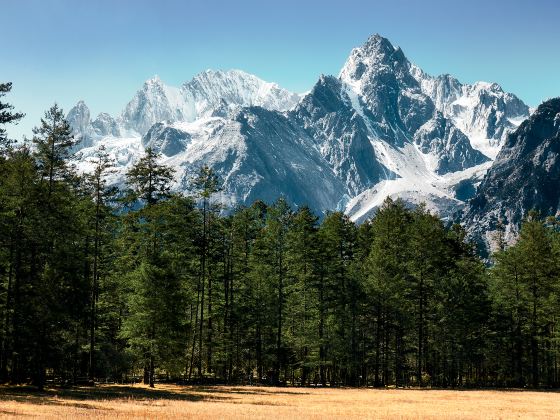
[1,87,560,388]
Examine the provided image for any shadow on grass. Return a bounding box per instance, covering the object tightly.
[195,386,310,396]
[0,409,27,416]
[0,384,232,408]
[375,386,560,393]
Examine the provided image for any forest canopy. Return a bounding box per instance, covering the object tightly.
[1,85,559,390]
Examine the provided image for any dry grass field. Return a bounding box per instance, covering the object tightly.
[0,384,559,419]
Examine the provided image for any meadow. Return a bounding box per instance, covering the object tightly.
[0,384,559,419]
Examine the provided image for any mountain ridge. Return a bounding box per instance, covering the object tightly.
[68,34,531,223]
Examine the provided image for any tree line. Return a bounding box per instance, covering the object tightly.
[1,85,560,389]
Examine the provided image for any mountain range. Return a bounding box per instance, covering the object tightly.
[69,34,546,245]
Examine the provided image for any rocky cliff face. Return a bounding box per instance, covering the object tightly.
[464,98,560,248]
[292,75,390,197]
[142,122,190,156]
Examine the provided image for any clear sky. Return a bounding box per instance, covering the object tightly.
[3,0,559,139]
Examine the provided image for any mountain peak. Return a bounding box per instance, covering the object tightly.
[195,68,254,79]
[339,33,409,86]
[145,74,163,87]
[362,33,396,52]
[68,100,90,117]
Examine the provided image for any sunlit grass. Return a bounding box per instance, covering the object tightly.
[0,384,559,419]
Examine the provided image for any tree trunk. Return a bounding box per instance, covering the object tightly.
[149,355,155,388]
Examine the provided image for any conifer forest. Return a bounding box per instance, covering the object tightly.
[2,83,560,390]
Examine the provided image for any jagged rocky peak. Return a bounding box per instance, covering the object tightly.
[67,100,91,134]
[182,69,301,115]
[464,98,560,248]
[411,64,530,158]
[92,112,120,137]
[118,70,302,136]
[338,33,486,172]
[120,74,183,136]
[340,34,409,82]
[296,75,348,115]
[66,100,95,149]
[141,122,191,157]
[293,75,390,196]
[339,34,433,141]
[417,73,463,110]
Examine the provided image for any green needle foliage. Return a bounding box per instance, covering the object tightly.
[1,84,560,389]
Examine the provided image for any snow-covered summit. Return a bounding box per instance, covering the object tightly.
[182,69,301,117]
[117,70,301,136]
[411,64,529,159]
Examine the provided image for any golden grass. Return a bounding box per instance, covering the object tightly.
[0,384,559,419]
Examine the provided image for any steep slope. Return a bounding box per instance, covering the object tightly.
[119,76,185,135]
[412,68,530,158]
[77,108,345,211]
[292,75,391,197]
[182,69,301,119]
[217,107,344,209]
[339,34,488,173]
[464,98,560,246]
[66,100,93,149]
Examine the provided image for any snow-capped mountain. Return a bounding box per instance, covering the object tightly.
[68,34,530,220]
[412,69,530,158]
[119,70,301,136]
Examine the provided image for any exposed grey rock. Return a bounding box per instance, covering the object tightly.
[66,101,94,149]
[340,34,488,172]
[293,75,392,196]
[92,112,120,137]
[464,98,560,248]
[413,112,489,174]
[412,68,530,157]
[142,122,191,156]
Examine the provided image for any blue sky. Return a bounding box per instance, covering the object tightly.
[3,0,559,139]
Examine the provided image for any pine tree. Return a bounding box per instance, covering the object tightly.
[364,198,412,386]
[0,145,38,382]
[0,82,24,154]
[121,256,185,387]
[285,206,319,385]
[490,212,559,387]
[250,198,292,384]
[407,205,447,386]
[319,211,358,385]
[120,149,184,387]
[190,165,222,378]
[125,147,174,206]
[32,104,77,199]
[83,145,116,381]
[25,105,89,389]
